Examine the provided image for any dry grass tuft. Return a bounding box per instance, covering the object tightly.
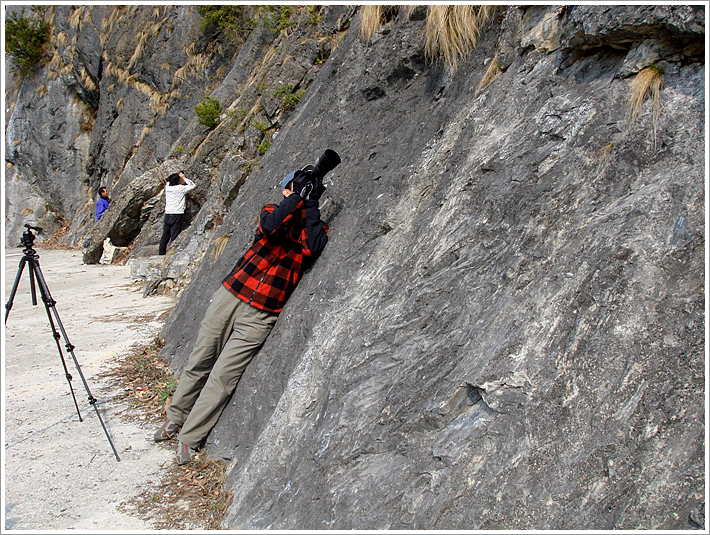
[476,54,502,93]
[129,31,149,69]
[68,6,85,30]
[54,30,68,48]
[360,5,400,41]
[425,5,495,72]
[629,65,663,126]
[211,234,230,260]
[360,5,384,41]
[360,5,494,71]
[595,141,615,179]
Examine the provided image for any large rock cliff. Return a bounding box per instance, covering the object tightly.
[5,5,705,530]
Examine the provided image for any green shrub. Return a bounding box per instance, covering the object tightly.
[276,6,293,32]
[194,97,222,128]
[273,84,294,98]
[5,7,50,77]
[261,5,293,33]
[196,5,254,40]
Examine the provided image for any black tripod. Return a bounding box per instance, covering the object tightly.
[5,224,120,461]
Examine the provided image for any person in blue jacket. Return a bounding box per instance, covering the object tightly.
[96,187,110,221]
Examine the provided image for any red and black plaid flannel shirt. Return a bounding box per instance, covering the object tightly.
[222,196,328,314]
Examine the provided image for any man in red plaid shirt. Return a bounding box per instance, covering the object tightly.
[155,163,332,465]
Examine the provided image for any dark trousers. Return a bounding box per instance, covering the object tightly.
[159,213,183,255]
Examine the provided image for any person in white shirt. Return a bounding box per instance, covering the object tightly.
[159,171,196,255]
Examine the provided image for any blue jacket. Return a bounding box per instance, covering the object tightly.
[96,197,110,220]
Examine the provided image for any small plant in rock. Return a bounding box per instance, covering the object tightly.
[282,90,305,110]
[257,138,271,155]
[273,84,306,111]
[226,107,248,134]
[228,107,248,122]
[5,7,51,77]
[79,104,98,132]
[276,6,293,32]
[273,84,294,98]
[251,119,268,133]
[195,96,222,129]
[307,6,323,26]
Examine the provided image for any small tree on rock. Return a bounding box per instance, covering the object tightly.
[5,7,51,77]
[195,97,222,129]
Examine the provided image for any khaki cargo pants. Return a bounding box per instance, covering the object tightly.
[167,285,278,448]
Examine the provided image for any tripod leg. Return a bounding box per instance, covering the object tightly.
[41,297,84,422]
[29,257,37,306]
[29,257,121,462]
[5,256,27,324]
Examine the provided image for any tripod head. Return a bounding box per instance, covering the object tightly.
[21,224,43,250]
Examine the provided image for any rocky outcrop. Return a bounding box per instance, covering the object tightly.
[5,4,704,531]
[81,159,180,263]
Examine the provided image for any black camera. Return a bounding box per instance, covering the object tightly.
[294,149,341,200]
[310,149,341,182]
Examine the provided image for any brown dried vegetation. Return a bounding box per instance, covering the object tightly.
[100,340,234,529]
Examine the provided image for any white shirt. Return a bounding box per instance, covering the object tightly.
[164,177,196,214]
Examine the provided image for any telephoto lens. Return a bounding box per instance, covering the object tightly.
[311,149,341,181]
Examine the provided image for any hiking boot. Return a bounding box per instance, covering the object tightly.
[153,419,180,442]
[176,441,197,465]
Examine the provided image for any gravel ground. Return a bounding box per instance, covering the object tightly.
[3,247,177,530]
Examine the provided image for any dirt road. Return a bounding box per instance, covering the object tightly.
[3,247,177,530]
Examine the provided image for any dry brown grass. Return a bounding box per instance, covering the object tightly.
[595,141,615,179]
[98,340,234,529]
[97,340,175,417]
[425,5,495,72]
[360,5,384,41]
[211,234,230,260]
[35,225,78,250]
[476,54,502,93]
[360,5,494,71]
[360,5,402,41]
[68,6,86,30]
[119,455,233,530]
[629,65,663,126]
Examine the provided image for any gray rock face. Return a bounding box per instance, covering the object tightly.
[200,7,703,530]
[5,4,704,531]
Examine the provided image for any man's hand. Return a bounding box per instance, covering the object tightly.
[298,181,314,199]
[309,179,326,202]
[292,170,314,199]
